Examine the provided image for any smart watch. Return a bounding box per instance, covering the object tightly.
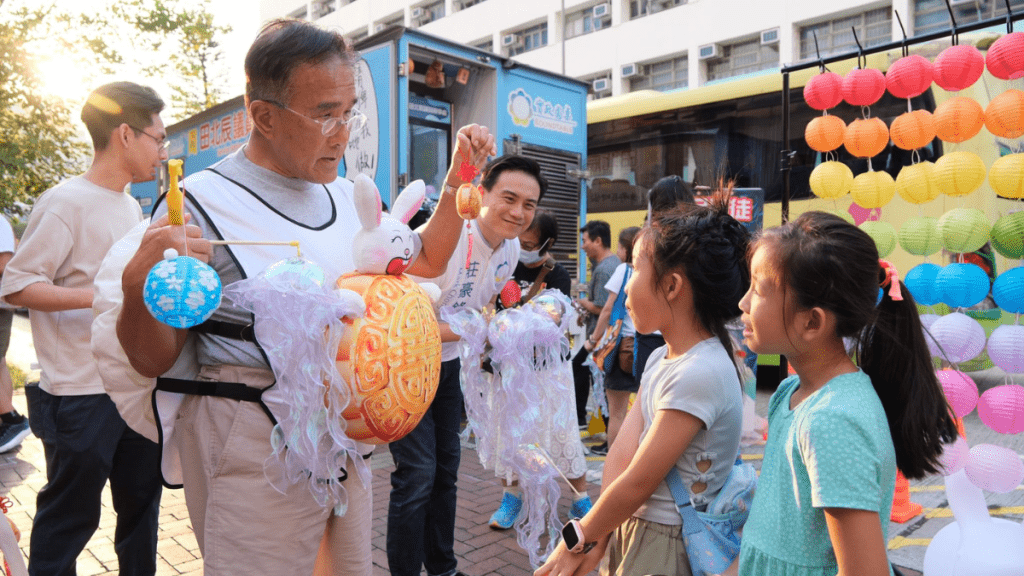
[561,518,596,554]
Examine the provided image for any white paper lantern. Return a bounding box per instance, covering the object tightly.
[965,443,1024,493]
[930,312,986,363]
[937,435,970,476]
[987,324,1024,374]
[920,313,942,357]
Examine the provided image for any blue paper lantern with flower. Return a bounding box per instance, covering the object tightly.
[936,263,991,309]
[992,267,1024,314]
[143,249,222,328]
[905,263,943,306]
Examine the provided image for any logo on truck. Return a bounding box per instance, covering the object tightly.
[507,89,577,135]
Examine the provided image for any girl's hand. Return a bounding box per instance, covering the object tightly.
[533,541,583,576]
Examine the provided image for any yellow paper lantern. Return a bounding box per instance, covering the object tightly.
[805,115,847,152]
[850,170,896,209]
[934,151,986,197]
[989,153,1024,199]
[934,97,985,143]
[809,161,854,199]
[844,117,889,158]
[895,161,939,204]
[890,110,936,151]
[985,89,1024,139]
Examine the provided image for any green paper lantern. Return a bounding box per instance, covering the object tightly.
[938,207,992,253]
[896,161,939,204]
[809,161,854,199]
[991,212,1024,259]
[829,210,855,224]
[860,221,897,257]
[899,216,943,256]
[850,170,896,209]
[935,151,987,197]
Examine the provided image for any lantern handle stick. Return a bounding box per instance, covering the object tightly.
[943,0,959,45]
[895,10,909,57]
[1005,0,1014,33]
[851,27,865,69]
[811,30,825,73]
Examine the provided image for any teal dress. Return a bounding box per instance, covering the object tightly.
[739,371,897,576]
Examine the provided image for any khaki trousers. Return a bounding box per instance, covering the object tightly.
[177,365,371,576]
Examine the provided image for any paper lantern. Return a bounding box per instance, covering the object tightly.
[890,110,936,150]
[844,117,889,158]
[906,263,943,305]
[988,153,1024,199]
[804,71,844,110]
[895,161,939,204]
[987,325,1024,374]
[143,249,222,329]
[809,161,853,199]
[986,31,1024,80]
[965,444,1024,493]
[930,312,986,363]
[920,313,942,357]
[984,89,1024,139]
[936,370,979,418]
[936,436,969,476]
[859,221,896,258]
[991,211,1024,259]
[805,115,846,152]
[938,208,991,253]
[933,44,985,92]
[886,54,934,99]
[936,262,990,308]
[934,152,986,197]
[898,216,942,256]
[933,97,985,143]
[850,170,895,208]
[979,383,1024,433]
[842,68,886,107]
[992,267,1024,313]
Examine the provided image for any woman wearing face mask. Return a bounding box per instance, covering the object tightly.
[487,211,593,531]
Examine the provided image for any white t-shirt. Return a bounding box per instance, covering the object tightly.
[0,217,14,255]
[604,262,635,338]
[418,219,519,362]
[634,337,743,525]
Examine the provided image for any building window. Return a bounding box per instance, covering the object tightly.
[705,37,780,82]
[378,12,404,30]
[313,0,336,19]
[630,0,686,19]
[799,8,892,61]
[565,5,610,40]
[914,0,1024,36]
[507,22,548,56]
[630,55,688,92]
[456,0,489,9]
[471,37,493,52]
[288,6,308,20]
[348,27,368,43]
[412,1,445,26]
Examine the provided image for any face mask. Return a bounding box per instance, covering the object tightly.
[519,248,544,265]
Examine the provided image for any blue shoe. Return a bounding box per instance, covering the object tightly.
[488,492,522,530]
[569,495,592,520]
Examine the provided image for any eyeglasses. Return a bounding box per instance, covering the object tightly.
[263,100,367,136]
[130,126,170,151]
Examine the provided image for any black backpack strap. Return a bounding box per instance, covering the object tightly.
[155,377,264,403]
[189,319,255,342]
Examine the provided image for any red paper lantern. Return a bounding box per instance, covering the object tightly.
[934,96,985,143]
[886,55,934,99]
[804,72,844,110]
[844,117,889,158]
[985,89,1024,139]
[842,68,886,107]
[986,32,1024,80]
[805,115,847,152]
[933,44,985,91]
[890,110,936,150]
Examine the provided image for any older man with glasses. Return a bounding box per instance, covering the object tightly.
[109,18,494,576]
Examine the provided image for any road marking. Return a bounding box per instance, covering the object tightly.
[888,536,932,550]
[911,484,1024,493]
[923,506,1024,518]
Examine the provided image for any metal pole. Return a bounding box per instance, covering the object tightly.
[561,0,566,75]
[781,71,791,225]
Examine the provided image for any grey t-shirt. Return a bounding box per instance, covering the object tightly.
[586,254,621,336]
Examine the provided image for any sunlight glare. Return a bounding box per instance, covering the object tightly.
[35,56,88,103]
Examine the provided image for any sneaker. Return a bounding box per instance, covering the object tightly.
[0,419,30,453]
[488,491,522,530]
[569,495,593,519]
[589,442,608,456]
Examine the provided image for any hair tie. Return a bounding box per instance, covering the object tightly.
[878,259,903,301]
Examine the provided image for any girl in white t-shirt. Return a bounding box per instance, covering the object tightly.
[536,196,750,576]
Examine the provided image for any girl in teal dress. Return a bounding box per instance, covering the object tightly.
[737,212,957,576]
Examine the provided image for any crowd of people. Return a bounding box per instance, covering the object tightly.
[0,15,962,576]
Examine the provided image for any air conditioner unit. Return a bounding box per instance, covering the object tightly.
[375,23,386,32]
[698,43,719,60]
[620,63,639,78]
[501,33,522,47]
[593,3,611,18]
[592,77,611,93]
[949,0,976,5]
[411,7,424,18]
[760,28,780,45]
[452,0,463,9]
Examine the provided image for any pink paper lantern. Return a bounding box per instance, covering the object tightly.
[986,32,1024,80]
[977,384,1024,434]
[930,312,986,363]
[886,54,934,99]
[936,369,979,418]
[965,443,1024,493]
[933,44,985,91]
[987,324,1024,374]
[937,435,969,476]
[804,71,844,110]
[842,68,886,107]
[920,313,942,357]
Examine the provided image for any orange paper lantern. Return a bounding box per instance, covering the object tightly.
[890,110,936,150]
[985,89,1024,139]
[933,44,985,91]
[850,170,896,209]
[934,97,985,143]
[805,115,846,152]
[842,68,886,107]
[844,117,889,158]
[986,32,1024,80]
[934,151,987,197]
